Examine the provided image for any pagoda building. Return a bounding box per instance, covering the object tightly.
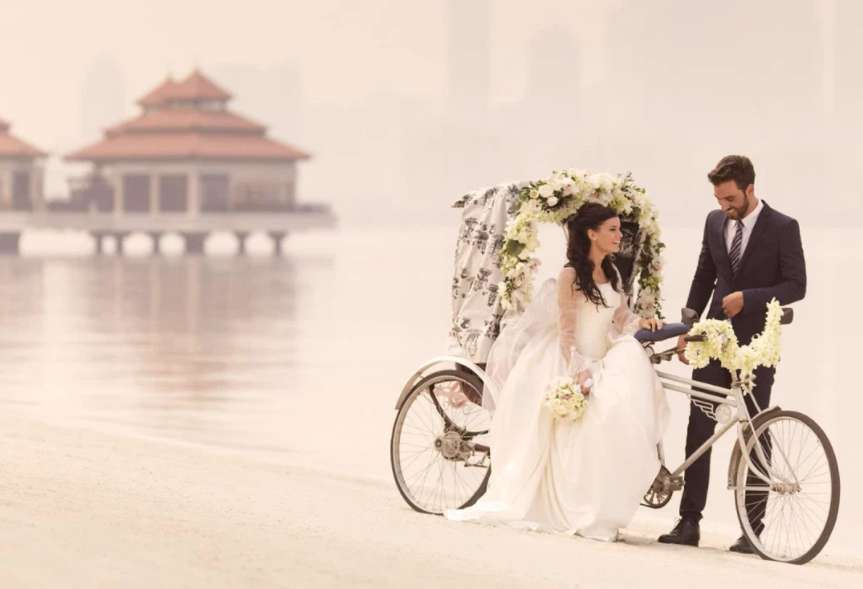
[60,69,332,254]
[67,70,309,218]
[0,117,46,212]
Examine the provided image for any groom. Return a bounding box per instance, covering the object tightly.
[658,155,807,553]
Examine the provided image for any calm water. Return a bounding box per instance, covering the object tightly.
[0,225,858,553]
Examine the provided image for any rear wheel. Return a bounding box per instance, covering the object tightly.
[390,369,491,515]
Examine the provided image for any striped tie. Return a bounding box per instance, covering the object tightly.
[729,220,744,275]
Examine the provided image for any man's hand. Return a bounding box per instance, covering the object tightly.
[722,291,744,318]
[677,334,689,365]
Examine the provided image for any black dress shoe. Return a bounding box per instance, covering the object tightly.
[729,535,756,554]
[657,519,700,546]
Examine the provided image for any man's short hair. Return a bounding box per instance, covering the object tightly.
[707,155,755,190]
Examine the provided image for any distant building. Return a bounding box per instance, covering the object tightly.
[0,70,332,256]
[0,118,46,212]
[66,69,310,216]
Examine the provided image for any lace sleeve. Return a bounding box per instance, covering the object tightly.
[557,268,598,378]
[610,264,640,337]
[612,299,641,337]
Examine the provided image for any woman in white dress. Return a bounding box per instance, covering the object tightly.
[447,203,669,541]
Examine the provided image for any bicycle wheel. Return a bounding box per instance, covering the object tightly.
[733,410,840,564]
[390,369,491,515]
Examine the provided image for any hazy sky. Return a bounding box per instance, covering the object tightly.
[1,1,860,226]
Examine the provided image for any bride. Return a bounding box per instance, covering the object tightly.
[446,202,669,541]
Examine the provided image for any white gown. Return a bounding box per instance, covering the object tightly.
[447,267,669,541]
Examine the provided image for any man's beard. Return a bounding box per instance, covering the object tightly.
[724,203,748,219]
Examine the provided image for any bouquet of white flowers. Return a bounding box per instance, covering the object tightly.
[543,376,589,421]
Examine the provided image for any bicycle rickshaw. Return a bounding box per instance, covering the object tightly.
[390,175,839,565]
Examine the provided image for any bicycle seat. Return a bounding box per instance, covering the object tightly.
[635,322,690,344]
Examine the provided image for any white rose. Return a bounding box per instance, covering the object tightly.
[547,196,559,207]
[538,184,554,199]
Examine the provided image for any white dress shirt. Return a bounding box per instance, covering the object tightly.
[724,198,764,256]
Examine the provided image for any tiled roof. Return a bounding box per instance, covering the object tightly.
[106,109,266,135]
[138,70,232,107]
[0,119,47,158]
[70,69,308,163]
[67,132,309,162]
[137,77,179,107]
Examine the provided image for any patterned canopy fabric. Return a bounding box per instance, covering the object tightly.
[446,182,523,363]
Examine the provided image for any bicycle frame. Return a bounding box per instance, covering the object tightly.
[655,367,793,489]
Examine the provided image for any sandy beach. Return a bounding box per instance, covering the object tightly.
[1,410,859,588]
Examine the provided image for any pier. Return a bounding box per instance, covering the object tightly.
[0,206,335,255]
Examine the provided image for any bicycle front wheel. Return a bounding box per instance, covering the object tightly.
[733,410,840,564]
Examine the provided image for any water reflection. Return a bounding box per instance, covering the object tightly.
[0,255,324,449]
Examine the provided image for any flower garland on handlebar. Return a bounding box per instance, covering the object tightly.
[683,299,784,394]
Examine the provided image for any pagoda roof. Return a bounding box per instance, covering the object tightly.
[67,132,309,162]
[138,77,179,107]
[138,70,232,107]
[106,109,266,135]
[0,118,47,158]
[68,69,309,163]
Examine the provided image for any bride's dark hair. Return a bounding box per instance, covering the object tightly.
[564,202,620,308]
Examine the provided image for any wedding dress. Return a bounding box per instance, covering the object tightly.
[447,267,669,541]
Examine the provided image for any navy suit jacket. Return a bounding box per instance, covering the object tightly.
[685,201,807,344]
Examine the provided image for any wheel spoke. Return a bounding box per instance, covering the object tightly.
[734,412,838,564]
[392,372,492,513]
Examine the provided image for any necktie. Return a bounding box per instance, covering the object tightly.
[729,220,744,275]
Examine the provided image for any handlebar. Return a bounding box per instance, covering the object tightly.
[679,306,794,329]
[647,305,795,365]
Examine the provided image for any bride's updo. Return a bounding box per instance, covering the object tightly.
[564,203,621,308]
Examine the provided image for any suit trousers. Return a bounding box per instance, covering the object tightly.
[679,359,775,530]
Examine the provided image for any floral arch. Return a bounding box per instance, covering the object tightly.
[499,169,665,318]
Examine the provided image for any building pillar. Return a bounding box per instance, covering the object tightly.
[235,231,249,255]
[0,232,21,255]
[182,232,208,255]
[188,170,200,218]
[91,231,107,255]
[31,166,42,211]
[269,231,287,256]
[113,172,125,216]
[0,171,9,209]
[150,173,159,215]
[286,163,297,208]
[149,231,163,255]
[113,232,129,255]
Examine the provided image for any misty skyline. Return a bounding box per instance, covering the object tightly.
[2,0,860,226]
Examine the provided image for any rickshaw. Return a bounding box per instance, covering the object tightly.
[390,177,839,565]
